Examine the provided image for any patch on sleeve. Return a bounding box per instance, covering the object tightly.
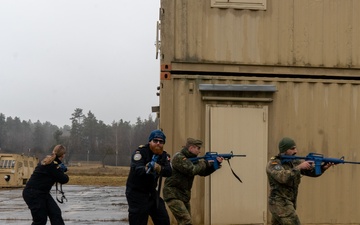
[133,151,142,161]
[274,165,282,170]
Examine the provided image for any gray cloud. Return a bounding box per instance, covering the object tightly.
[0,0,160,126]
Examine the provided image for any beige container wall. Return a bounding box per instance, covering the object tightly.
[158,0,360,224]
[160,0,360,69]
[159,75,360,224]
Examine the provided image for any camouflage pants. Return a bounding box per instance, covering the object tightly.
[166,199,192,225]
[268,199,301,225]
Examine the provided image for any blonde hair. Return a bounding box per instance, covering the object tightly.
[41,145,66,165]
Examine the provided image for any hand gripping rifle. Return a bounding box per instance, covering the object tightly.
[146,154,161,208]
[189,151,246,182]
[280,152,360,175]
[146,154,159,174]
[56,163,68,204]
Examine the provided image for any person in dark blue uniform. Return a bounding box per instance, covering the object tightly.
[23,145,69,225]
[126,129,172,225]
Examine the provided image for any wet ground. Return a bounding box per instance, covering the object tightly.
[0,185,129,225]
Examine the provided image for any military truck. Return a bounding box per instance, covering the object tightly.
[0,153,38,188]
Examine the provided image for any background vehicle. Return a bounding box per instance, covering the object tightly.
[0,154,38,188]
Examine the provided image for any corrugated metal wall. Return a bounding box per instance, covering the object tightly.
[159,75,360,224]
[271,78,360,223]
[161,0,360,70]
[158,0,360,224]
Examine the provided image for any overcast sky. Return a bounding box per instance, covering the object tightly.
[0,0,161,127]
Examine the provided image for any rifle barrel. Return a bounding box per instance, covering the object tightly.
[344,161,360,164]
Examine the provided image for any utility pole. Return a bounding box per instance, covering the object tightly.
[115,123,118,166]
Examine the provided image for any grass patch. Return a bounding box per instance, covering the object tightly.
[66,165,129,186]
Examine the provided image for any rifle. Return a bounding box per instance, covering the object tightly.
[146,154,159,174]
[189,151,246,182]
[280,152,360,175]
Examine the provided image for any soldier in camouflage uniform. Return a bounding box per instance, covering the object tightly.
[163,138,223,225]
[266,137,333,225]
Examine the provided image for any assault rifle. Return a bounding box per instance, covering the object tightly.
[146,155,159,174]
[189,151,246,182]
[189,151,246,169]
[280,152,360,175]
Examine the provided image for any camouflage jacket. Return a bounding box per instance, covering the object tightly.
[266,156,323,209]
[163,148,216,203]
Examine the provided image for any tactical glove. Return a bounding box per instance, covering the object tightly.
[59,163,68,172]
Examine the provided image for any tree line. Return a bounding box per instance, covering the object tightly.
[0,108,158,166]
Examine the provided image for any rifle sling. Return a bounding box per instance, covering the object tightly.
[156,175,163,208]
[226,159,243,183]
[56,182,67,204]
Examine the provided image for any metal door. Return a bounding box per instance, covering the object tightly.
[205,105,268,225]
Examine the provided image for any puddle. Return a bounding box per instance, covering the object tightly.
[0,185,129,225]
